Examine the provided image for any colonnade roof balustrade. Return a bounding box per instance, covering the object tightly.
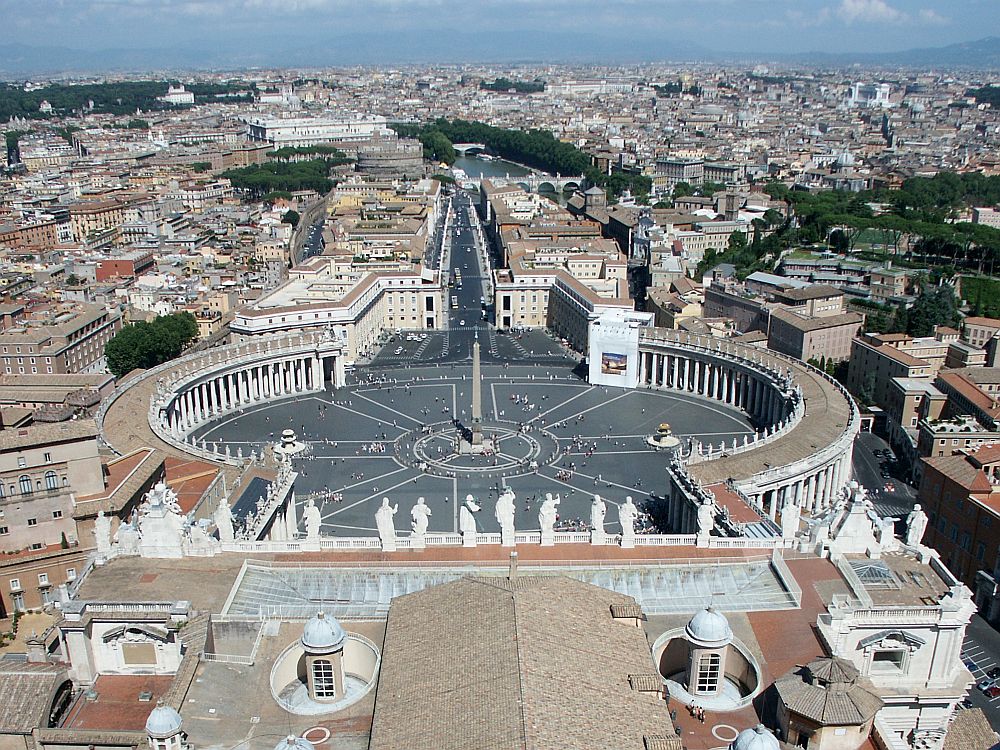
[637,330,858,488]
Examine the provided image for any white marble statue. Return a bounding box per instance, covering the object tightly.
[619,496,639,544]
[780,499,801,539]
[375,497,398,551]
[94,510,112,557]
[460,502,477,546]
[590,494,607,544]
[905,504,929,547]
[411,497,431,537]
[538,492,560,535]
[137,482,187,558]
[214,497,235,542]
[697,499,714,537]
[877,515,900,553]
[114,513,140,556]
[303,497,322,541]
[495,488,516,546]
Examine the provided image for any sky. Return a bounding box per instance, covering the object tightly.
[1,0,997,59]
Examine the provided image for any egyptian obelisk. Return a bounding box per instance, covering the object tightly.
[471,331,483,445]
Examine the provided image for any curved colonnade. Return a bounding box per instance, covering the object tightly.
[636,330,859,528]
[98,331,347,466]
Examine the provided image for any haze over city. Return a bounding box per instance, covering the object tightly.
[3,4,1000,750]
[1,0,999,72]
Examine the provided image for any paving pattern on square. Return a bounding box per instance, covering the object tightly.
[193,354,754,537]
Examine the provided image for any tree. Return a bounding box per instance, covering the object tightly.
[420,131,456,165]
[727,232,748,252]
[672,182,694,199]
[281,209,300,228]
[828,228,850,253]
[104,312,199,378]
[907,284,960,338]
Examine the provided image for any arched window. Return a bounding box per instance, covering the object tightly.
[62,476,69,487]
[312,659,336,698]
[0,483,4,498]
[696,652,721,693]
[19,475,32,495]
[45,471,58,491]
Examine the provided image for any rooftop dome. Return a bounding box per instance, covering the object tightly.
[730,724,780,750]
[685,606,733,647]
[274,736,312,750]
[145,704,183,739]
[301,611,346,653]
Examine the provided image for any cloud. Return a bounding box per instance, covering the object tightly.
[837,0,906,23]
[917,8,949,24]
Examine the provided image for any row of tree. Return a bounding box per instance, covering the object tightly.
[104,313,200,378]
[479,78,545,94]
[270,145,351,162]
[221,159,335,199]
[0,80,252,120]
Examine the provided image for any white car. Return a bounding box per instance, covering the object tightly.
[394,347,403,355]
[459,320,466,326]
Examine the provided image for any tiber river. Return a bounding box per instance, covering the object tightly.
[450,154,569,205]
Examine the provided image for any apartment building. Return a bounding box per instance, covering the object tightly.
[0,304,122,375]
[962,316,1000,349]
[919,446,1000,592]
[68,200,129,243]
[0,220,60,250]
[870,266,909,303]
[654,157,704,193]
[846,331,955,408]
[0,422,157,614]
[767,307,863,363]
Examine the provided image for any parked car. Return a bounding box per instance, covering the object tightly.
[977,676,998,692]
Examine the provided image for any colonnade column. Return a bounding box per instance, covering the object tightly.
[312,356,323,391]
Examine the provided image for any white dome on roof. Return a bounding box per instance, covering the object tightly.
[301,611,346,653]
[274,736,312,750]
[145,704,182,738]
[685,606,733,647]
[730,724,780,750]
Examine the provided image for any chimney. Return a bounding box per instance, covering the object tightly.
[508,551,518,580]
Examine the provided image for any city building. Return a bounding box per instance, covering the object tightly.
[244,116,394,149]
[766,306,863,363]
[846,331,955,409]
[0,304,122,375]
[920,445,1000,594]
